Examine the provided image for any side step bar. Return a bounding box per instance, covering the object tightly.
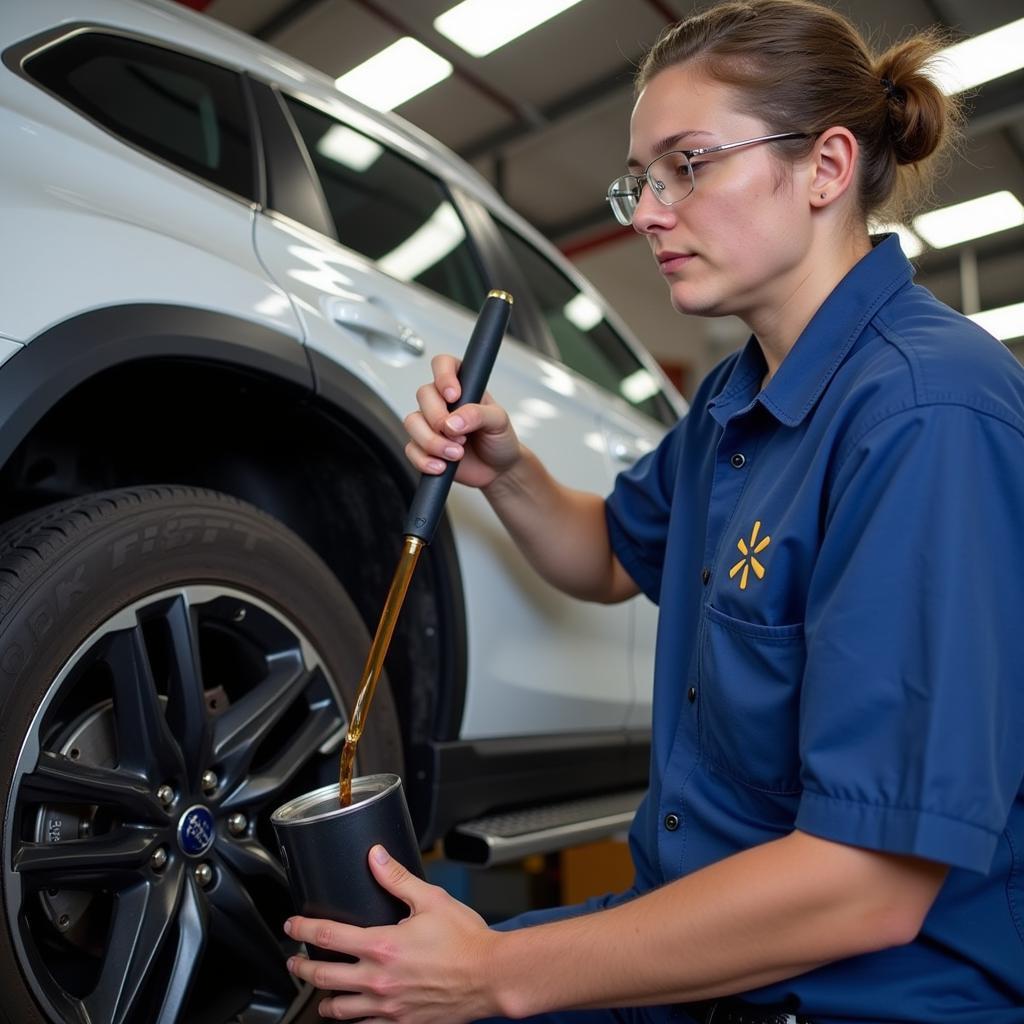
[444,789,645,867]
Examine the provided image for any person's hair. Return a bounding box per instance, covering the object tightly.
[636,0,962,222]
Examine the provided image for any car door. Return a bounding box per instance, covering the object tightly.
[487,219,686,731]
[249,82,636,739]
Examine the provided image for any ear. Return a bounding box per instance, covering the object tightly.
[808,127,859,208]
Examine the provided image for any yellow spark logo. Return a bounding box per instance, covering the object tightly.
[730,521,771,590]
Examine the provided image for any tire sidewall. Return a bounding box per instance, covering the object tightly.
[0,490,402,1024]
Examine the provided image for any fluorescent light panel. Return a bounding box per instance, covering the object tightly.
[969,302,1024,343]
[335,38,452,111]
[316,125,383,171]
[912,191,1024,248]
[434,0,586,57]
[932,17,1024,94]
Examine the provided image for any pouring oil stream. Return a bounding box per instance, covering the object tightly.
[339,290,513,806]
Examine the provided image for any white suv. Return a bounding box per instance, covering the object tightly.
[0,2,683,1022]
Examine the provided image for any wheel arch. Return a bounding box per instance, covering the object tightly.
[0,304,467,834]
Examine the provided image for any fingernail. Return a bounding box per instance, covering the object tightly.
[444,445,462,459]
[447,415,465,431]
[427,459,446,473]
[372,845,390,865]
[284,918,294,935]
[286,957,295,971]
[444,388,458,402]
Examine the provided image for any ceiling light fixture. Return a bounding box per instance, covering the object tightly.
[434,0,587,58]
[911,191,1024,248]
[932,17,1024,94]
[335,38,453,111]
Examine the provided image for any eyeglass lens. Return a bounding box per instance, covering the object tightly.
[607,151,695,226]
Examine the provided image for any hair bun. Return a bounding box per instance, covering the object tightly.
[875,35,950,166]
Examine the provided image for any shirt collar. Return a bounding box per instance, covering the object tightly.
[708,233,914,428]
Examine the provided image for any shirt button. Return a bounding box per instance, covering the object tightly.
[664,813,680,831]
[730,452,746,469]
[701,567,711,585]
[688,686,697,703]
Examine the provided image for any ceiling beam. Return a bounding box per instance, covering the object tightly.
[460,62,637,163]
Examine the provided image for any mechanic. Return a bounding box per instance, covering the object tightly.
[283,1,1024,1021]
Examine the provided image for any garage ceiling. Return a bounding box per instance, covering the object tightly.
[193,0,1024,389]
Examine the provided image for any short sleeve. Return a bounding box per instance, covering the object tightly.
[605,419,686,604]
[795,404,1024,873]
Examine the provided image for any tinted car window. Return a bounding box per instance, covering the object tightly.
[25,32,254,199]
[496,224,675,425]
[283,96,486,314]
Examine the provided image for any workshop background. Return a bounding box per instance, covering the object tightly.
[187,0,1024,401]
[184,0,1023,916]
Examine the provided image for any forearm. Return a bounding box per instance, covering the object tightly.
[489,831,946,1017]
[482,446,638,603]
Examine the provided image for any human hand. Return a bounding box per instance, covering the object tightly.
[284,845,504,1023]
[404,354,522,489]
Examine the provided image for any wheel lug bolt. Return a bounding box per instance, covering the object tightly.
[57,914,71,931]
[150,846,169,871]
[227,813,248,836]
[193,863,213,888]
[201,770,218,794]
[156,784,174,807]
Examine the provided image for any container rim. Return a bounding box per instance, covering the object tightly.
[270,774,401,826]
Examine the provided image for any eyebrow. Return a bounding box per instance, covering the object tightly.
[627,130,715,171]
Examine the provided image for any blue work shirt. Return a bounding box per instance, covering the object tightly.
[604,235,1024,1023]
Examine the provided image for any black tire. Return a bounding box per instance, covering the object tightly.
[0,486,403,1024]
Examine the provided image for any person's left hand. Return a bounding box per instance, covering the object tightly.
[284,845,503,1022]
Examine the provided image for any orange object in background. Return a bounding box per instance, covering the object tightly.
[560,840,634,905]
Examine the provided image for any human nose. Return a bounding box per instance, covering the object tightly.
[631,180,677,235]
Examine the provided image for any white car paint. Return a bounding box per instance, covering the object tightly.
[1,0,684,743]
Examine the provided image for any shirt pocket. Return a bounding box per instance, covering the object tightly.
[699,603,806,794]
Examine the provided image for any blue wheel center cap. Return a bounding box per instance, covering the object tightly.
[177,805,216,857]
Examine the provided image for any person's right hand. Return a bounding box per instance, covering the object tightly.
[404,354,522,489]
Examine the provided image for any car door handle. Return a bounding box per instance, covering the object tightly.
[328,298,425,357]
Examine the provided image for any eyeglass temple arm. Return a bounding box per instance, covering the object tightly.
[687,131,809,158]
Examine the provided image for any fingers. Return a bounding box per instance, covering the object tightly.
[443,401,509,440]
[367,845,433,914]
[286,952,357,992]
[404,408,464,463]
[414,380,453,434]
[317,993,383,1021]
[431,353,461,404]
[284,916,368,958]
[404,397,508,478]
[285,957,382,1020]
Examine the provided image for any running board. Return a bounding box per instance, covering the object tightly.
[443,789,645,866]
